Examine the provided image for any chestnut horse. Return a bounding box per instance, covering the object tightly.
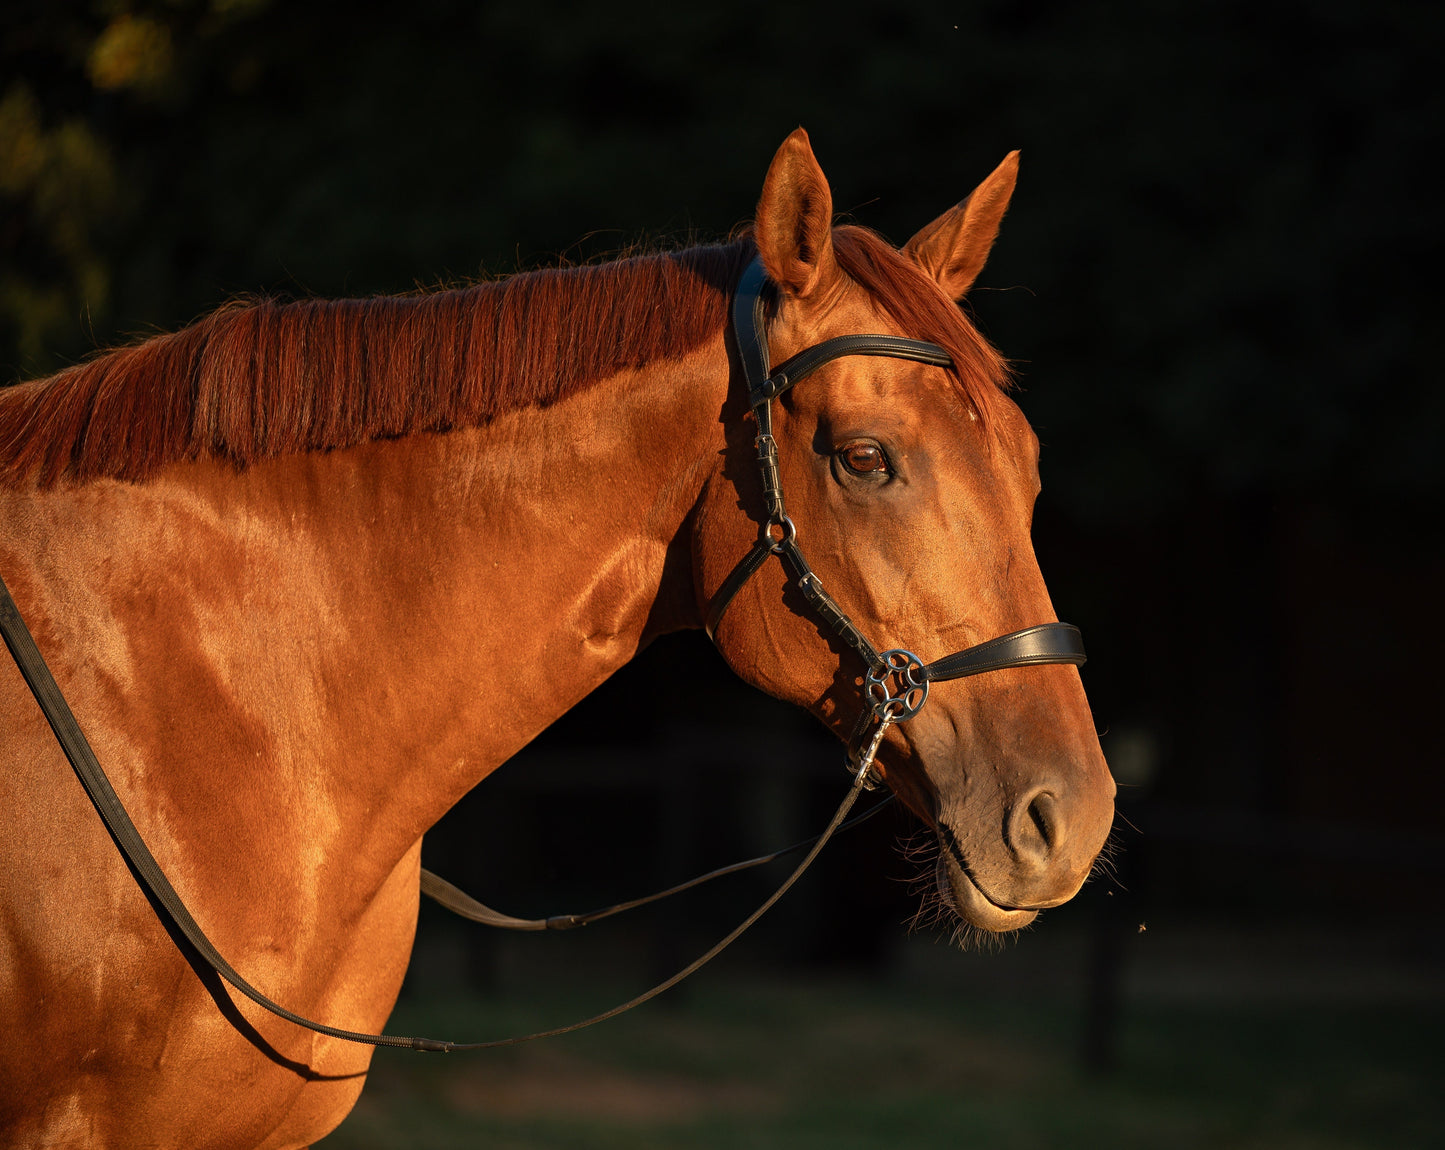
[0,130,1113,1148]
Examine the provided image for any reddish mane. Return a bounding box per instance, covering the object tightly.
[832,225,1012,424]
[0,231,1007,489]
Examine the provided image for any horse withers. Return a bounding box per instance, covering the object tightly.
[0,130,1114,1148]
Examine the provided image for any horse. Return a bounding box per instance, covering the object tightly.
[0,129,1115,1148]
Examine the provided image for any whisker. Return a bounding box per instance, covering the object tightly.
[893,830,1019,953]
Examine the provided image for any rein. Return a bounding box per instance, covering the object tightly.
[417,793,895,931]
[0,255,1087,1054]
[0,567,876,1052]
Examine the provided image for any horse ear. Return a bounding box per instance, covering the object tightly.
[904,151,1019,300]
[754,128,839,300]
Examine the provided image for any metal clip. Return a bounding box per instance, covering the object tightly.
[849,716,891,790]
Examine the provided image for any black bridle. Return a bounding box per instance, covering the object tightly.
[706,256,1086,785]
[0,255,1088,1054]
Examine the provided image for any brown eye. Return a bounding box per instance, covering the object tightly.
[839,442,889,476]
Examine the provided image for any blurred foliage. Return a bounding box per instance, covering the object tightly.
[86,13,175,95]
[0,0,265,371]
[0,75,114,367]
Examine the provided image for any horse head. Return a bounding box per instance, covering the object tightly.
[697,129,1115,936]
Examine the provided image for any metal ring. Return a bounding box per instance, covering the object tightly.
[765,516,797,554]
[865,648,929,722]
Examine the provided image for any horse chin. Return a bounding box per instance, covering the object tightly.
[934,852,1039,933]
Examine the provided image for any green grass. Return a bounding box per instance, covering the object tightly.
[320,963,1441,1150]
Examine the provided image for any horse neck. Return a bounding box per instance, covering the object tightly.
[6,339,732,887]
[273,343,729,850]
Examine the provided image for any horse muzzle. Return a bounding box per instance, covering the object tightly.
[927,743,1116,933]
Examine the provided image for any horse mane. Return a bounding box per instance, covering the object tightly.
[0,230,1007,490]
[830,225,1012,424]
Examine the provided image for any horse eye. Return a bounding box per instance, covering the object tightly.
[839,443,889,476]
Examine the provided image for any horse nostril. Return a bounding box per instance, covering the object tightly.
[1029,794,1053,847]
[1011,788,1060,866]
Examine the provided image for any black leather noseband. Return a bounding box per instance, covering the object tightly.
[706,257,1086,782]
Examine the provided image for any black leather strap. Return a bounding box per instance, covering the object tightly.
[709,256,955,656]
[706,256,1090,779]
[731,257,772,391]
[704,537,774,640]
[755,335,954,404]
[0,572,456,1052]
[922,623,1086,682]
[419,792,894,932]
[777,541,884,670]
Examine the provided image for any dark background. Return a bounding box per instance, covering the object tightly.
[4,0,1442,1140]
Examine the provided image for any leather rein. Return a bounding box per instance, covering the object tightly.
[0,255,1085,1054]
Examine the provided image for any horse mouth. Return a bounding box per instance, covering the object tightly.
[934,846,1039,933]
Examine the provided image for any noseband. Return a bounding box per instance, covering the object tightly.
[707,257,1087,785]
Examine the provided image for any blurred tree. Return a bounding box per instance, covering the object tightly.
[1,25,116,374]
[0,0,273,378]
